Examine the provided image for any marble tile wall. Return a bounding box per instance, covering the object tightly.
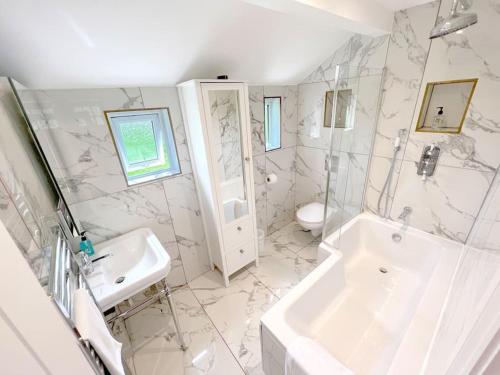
[296,34,389,229]
[0,78,59,282]
[365,0,500,244]
[18,87,209,286]
[249,85,298,235]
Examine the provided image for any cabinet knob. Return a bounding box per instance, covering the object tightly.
[237,226,242,231]
[239,249,244,254]
[244,157,250,162]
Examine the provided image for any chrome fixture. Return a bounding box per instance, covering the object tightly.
[430,0,477,39]
[417,144,440,181]
[398,206,413,226]
[79,251,94,276]
[392,233,402,243]
[377,128,407,218]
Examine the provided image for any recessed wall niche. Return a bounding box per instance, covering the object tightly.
[323,89,352,129]
[415,78,478,134]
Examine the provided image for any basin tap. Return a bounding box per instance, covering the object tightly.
[79,252,94,275]
[398,206,412,226]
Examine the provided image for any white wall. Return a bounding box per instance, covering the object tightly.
[18,86,210,286]
[365,0,500,244]
[295,34,389,231]
[249,85,299,235]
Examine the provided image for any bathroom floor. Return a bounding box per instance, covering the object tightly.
[112,221,319,375]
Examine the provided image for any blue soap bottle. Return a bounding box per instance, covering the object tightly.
[79,231,95,256]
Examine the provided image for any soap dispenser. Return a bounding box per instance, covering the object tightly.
[79,231,95,256]
[431,106,447,129]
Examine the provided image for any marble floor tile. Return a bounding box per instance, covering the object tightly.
[123,286,244,375]
[268,221,317,252]
[189,270,278,375]
[295,241,321,264]
[114,223,322,375]
[246,239,317,298]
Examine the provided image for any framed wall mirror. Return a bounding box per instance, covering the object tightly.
[415,78,478,134]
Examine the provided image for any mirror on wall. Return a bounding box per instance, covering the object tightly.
[207,89,249,223]
[416,78,478,134]
[323,89,352,129]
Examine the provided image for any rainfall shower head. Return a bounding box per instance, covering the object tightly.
[429,0,477,39]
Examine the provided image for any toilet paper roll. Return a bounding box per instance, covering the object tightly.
[266,173,278,185]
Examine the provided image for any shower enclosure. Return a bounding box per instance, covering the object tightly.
[422,168,500,374]
[320,64,385,239]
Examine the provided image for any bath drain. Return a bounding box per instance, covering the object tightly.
[379,267,388,274]
[115,276,125,284]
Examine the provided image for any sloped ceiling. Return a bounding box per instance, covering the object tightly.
[0,0,432,89]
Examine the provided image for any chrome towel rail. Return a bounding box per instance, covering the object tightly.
[48,227,111,375]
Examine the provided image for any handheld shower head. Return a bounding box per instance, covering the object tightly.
[430,0,477,39]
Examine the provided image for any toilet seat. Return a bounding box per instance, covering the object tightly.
[296,202,331,225]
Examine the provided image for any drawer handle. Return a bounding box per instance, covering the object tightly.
[237,226,242,231]
[239,249,244,254]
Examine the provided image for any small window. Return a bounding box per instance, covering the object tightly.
[105,108,180,185]
[264,97,281,152]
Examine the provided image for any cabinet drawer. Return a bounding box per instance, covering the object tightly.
[226,241,256,275]
[223,217,253,249]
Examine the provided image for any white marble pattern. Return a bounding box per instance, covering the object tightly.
[266,147,296,233]
[163,174,210,282]
[371,1,438,159]
[249,85,299,235]
[114,222,320,375]
[246,238,317,298]
[302,37,351,84]
[268,221,316,253]
[263,86,298,149]
[69,181,185,286]
[403,0,500,173]
[390,161,494,243]
[366,0,500,244]
[294,145,328,209]
[364,155,402,216]
[190,270,278,375]
[248,86,265,157]
[23,88,144,204]
[297,80,334,150]
[123,286,244,375]
[253,154,267,235]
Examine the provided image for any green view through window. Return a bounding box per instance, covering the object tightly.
[105,108,180,185]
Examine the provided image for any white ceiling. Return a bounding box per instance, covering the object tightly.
[377,0,433,11]
[0,0,432,89]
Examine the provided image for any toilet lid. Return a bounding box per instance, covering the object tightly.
[296,202,332,225]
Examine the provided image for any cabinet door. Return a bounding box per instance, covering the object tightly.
[201,83,255,233]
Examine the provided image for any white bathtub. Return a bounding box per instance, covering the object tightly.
[261,213,462,375]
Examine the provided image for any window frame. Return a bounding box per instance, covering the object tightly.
[263,96,282,152]
[105,107,181,186]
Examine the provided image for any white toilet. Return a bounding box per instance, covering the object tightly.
[296,202,332,237]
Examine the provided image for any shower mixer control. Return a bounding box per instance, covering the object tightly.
[417,144,440,181]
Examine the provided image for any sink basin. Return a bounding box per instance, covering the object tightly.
[85,228,170,311]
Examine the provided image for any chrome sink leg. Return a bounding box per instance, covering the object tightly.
[163,280,187,351]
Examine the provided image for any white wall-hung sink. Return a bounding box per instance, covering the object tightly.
[85,228,170,311]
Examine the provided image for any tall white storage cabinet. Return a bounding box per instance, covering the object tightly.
[177,80,258,287]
